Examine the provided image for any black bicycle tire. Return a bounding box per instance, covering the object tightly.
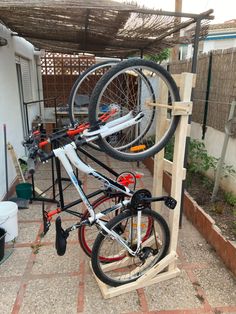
[91,207,170,287]
[68,60,119,126]
[89,58,180,162]
[78,194,153,261]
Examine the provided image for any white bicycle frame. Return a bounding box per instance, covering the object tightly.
[82,111,144,140]
[53,142,142,256]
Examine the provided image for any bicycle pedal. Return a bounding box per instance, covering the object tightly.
[55,216,69,256]
[42,208,51,236]
[164,197,177,209]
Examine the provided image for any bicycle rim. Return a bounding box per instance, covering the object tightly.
[91,208,170,286]
[68,60,119,126]
[89,58,180,161]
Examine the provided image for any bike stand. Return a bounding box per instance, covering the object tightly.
[90,72,196,298]
[30,157,59,204]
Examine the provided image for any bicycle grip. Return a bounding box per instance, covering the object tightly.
[27,158,35,175]
[39,150,54,162]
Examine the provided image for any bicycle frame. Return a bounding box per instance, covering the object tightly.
[54,144,131,215]
[26,109,146,255]
[53,143,142,255]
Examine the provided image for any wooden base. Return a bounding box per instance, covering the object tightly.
[90,251,180,299]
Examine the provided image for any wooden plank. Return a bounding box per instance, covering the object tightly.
[8,143,25,183]
[136,251,177,284]
[168,72,194,271]
[172,73,196,88]
[152,80,168,211]
[163,159,186,179]
[90,251,179,299]
[91,260,180,299]
[145,101,192,116]
[8,142,46,197]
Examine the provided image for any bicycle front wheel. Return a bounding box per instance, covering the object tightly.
[89,58,180,161]
[91,208,170,287]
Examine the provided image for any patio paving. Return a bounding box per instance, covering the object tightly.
[0,151,236,314]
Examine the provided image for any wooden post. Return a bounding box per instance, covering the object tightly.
[168,73,195,271]
[152,81,168,211]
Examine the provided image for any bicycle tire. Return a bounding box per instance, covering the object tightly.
[68,60,119,126]
[89,58,180,162]
[78,195,153,262]
[91,207,170,287]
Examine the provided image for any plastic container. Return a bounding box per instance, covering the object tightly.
[0,201,18,242]
[0,227,6,261]
[15,182,32,200]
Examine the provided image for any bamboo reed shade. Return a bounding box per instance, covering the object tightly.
[0,0,212,57]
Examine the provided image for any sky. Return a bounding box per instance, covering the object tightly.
[133,0,236,24]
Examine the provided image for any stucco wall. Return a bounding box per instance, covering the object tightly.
[0,24,41,200]
[203,38,236,53]
[190,121,236,194]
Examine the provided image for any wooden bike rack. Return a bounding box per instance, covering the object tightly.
[91,72,196,299]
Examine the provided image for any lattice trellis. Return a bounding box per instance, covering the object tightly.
[41,52,95,105]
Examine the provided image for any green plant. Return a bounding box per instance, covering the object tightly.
[188,139,218,174]
[224,192,236,206]
[144,48,170,64]
[202,176,214,189]
[164,137,174,161]
[221,164,236,178]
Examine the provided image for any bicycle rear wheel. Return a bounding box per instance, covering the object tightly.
[79,195,153,262]
[91,208,170,286]
[68,60,119,126]
[89,58,180,161]
[78,195,122,262]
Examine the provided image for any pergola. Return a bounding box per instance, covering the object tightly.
[0,0,215,224]
[0,0,213,69]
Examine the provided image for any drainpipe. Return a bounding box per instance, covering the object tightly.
[202,51,213,140]
[35,55,41,116]
[34,50,44,119]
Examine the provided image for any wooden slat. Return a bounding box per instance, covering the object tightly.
[8,143,25,183]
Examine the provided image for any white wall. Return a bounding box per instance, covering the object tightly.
[0,24,41,200]
[190,121,236,194]
[203,38,236,53]
[181,38,236,60]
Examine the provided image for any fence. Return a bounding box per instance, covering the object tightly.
[41,52,96,106]
[41,53,138,111]
[169,48,236,134]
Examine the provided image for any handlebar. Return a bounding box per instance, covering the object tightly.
[39,151,54,162]
[23,109,142,167]
[27,158,35,175]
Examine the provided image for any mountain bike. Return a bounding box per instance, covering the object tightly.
[68,58,180,160]
[24,120,177,287]
[87,58,180,161]
[27,126,143,261]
